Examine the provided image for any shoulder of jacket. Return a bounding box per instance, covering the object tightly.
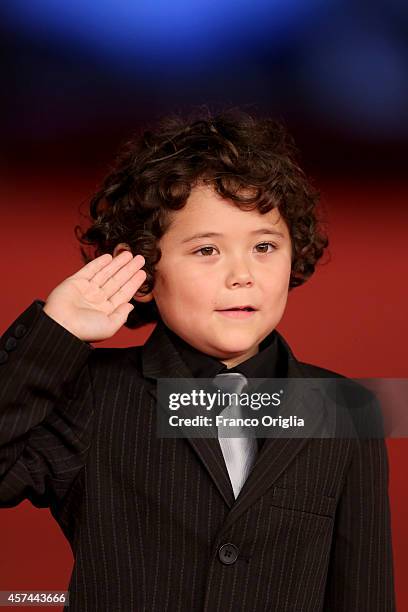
[88,343,144,375]
[298,360,374,396]
[297,361,346,379]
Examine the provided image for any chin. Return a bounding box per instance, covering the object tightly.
[211,340,256,358]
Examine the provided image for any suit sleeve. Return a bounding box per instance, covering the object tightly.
[0,300,94,509]
[323,396,396,611]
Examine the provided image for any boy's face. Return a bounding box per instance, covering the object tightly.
[120,184,292,368]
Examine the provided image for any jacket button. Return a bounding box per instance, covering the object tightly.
[14,324,27,338]
[218,543,239,565]
[0,350,9,364]
[5,337,18,351]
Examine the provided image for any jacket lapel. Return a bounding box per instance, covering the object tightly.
[218,345,328,534]
[141,320,236,507]
[141,320,327,523]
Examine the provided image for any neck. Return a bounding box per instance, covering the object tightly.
[219,345,259,369]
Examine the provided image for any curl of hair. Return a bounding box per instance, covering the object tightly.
[75,106,328,329]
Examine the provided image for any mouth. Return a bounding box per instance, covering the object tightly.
[215,305,257,319]
[216,305,257,312]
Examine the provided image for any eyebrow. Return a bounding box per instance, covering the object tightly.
[181,228,286,244]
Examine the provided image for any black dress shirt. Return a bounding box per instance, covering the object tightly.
[162,322,288,451]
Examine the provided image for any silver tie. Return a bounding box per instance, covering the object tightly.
[214,372,258,499]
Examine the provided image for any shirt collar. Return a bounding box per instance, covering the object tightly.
[162,321,282,379]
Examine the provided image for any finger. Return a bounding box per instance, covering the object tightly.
[100,255,146,298]
[108,269,147,310]
[93,251,142,287]
[108,302,135,330]
[74,253,113,280]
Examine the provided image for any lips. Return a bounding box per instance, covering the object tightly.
[216,308,256,319]
[218,305,256,311]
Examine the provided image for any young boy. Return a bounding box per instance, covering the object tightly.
[0,109,395,611]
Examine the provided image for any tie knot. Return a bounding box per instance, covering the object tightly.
[213,372,248,395]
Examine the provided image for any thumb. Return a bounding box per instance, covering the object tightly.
[109,303,135,329]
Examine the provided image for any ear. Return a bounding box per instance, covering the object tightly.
[133,292,154,303]
[112,243,132,258]
[112,243,154,303]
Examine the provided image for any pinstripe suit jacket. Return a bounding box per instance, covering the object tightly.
[0,300,395,611]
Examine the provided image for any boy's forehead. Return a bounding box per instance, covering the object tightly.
[165,185,287,238]
[190,181,257,201]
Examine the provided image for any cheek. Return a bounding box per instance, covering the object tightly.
[154,265,214,308]
[264,259,291,294]
[152,267,176,304]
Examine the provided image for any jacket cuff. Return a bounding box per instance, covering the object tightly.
[0,300,93,372]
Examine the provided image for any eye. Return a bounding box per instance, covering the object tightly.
[193,246,218,256]
[193,242,277,256]
[255,242,276,253]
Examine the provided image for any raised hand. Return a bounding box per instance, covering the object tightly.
[43,251,147,342]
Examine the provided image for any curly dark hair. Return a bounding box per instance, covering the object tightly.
[75,106,328,329]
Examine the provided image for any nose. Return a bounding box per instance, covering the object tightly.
[225,257,254,288]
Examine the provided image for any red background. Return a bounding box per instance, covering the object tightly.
[1,172,407,610]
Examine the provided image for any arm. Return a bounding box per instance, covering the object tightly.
[0,300,93,508]
[323,411,396,610]
[1,251,146,508]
